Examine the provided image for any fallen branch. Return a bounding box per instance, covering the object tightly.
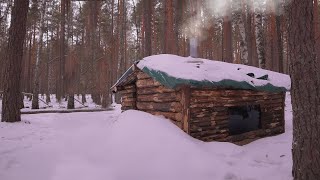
[21,108,113,114]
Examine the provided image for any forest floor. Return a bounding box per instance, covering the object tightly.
[0,93,293,180]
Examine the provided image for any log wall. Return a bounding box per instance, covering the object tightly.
[189,89,286,144]
[118,70,286,145]
[135,71,183,128]
[119,84,137,111]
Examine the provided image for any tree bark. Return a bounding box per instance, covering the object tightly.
[234,0,249,65]
[32,0,47,109]
[222,2,233,63]
[1,0,29,122]
[143,0,152,56]
[245,0,253,66]
[58,0,68,102]
[254,1,266,69]
[288,0,320,179]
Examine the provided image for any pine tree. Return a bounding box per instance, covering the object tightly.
[32,0,47,109]
[254,0,266,69]
[1,0,29,122]
[289,0,320,179]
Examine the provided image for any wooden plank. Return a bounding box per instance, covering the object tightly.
[191,111,228,118]
[190,97,284,106]
[121,106,135,111]
[191,133,229,140]
[120,92,136,98]
[119,88,136,94]
[137,92,181,102]
[190,99,284,108]
[121,96,137,102]
[180,86,191,133]
[122,101,136,107]
[136,102,182,112]
[123,84,136,90]
[136,78,162,88]
[190,94,284,104]
[191,89,282,97]
[190,107,226,114]
[21,108,113,114]
[137,86,175,95]
[191,115,229,122]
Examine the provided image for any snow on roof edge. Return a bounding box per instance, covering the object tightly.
[136,54,291,92]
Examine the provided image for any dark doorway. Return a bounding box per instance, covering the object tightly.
[228,105,261,135]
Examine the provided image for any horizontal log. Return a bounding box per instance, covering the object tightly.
[190,94,284,104]
[136,79,162,88]
[260,105,284,112]
[191,89,283,97]
[137,71,151,79]
[191,111,228,118]
[191,115,229,122]
[190,121,212,127]
[190,97,284,107]
[137,86,176,95]
[190,123,228,132]
[265,122,282,129]
[121,97,136,102]
[120,88,136,94]
[121,106,135,111]
[137,92,181,103]
[120,93,136,99]
[191,133,229,141]
[190,107,226,114]
[122,101,136,107]
[137,102,182,113]
[190,98,284,108]
[190,128,229,136]
[190,120,229,130]
[123,84,136,90]
[261,111,284,118]
[145,111,183,122]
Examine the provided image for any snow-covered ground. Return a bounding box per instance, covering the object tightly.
[0,93,293,180]
[24,94,102,110]
[0,95,103,114]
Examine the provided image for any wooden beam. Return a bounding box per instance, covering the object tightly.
[136,102,182,112]
[181,86,191,133]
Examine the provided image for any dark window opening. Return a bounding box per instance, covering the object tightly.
[228,105,261,135]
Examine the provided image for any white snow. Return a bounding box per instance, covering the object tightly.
[0,94,103,115]
[0,93,293,180]
[137,54,291,90]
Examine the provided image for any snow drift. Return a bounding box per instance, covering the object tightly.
[106,106,292,180]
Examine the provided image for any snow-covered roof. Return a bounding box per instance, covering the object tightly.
[114,54,291,92]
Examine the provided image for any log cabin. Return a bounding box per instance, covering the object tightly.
[111,54,291,145]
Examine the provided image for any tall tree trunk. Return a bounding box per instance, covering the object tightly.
[58,0,66,102]
[235,0,248,65]
[314,0,320,62]
[32,0,47,109]
[254,1,266,69]
[276,4,284,73]
[1,0,29,122]
[246,1,253,66]
[46,17,51,103]
[144,0,152,57]
[165,0,175,54]
[289,0,320,179]
[222,1,233,63]
[66,1,75,109]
